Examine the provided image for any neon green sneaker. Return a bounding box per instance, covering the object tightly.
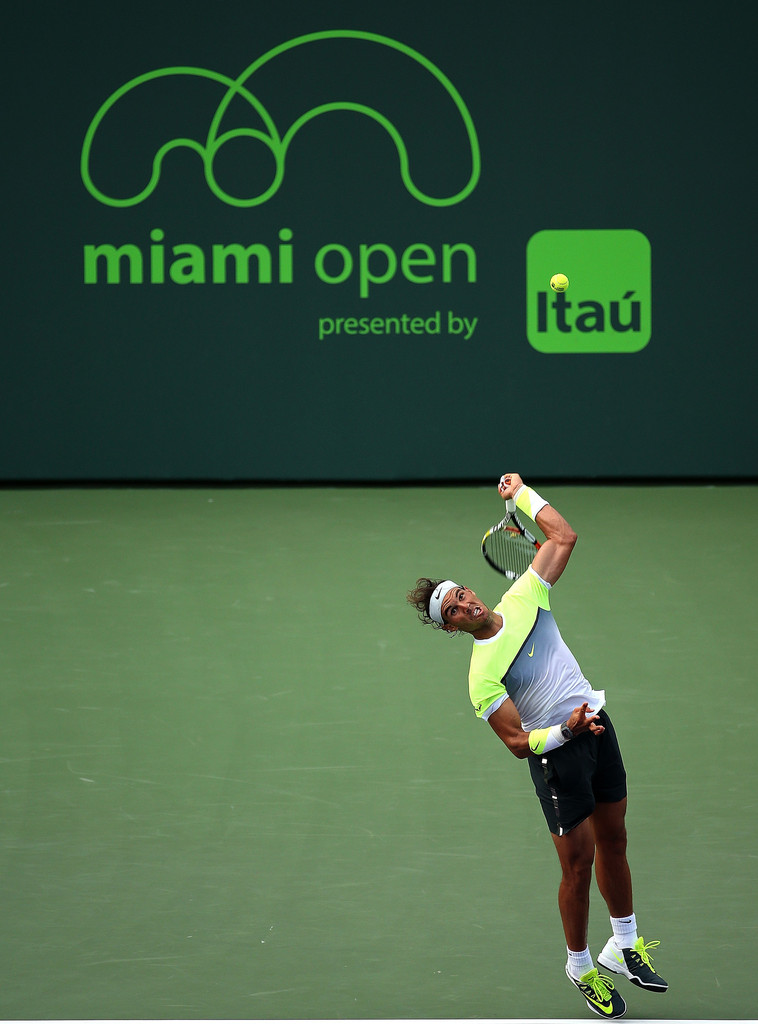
[597,936,668,992]
[566,965,627,1018]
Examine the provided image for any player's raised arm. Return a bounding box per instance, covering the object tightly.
[498,474,577,586]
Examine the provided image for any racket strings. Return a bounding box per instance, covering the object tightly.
[484,526,535,580]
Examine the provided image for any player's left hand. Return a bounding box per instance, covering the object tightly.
[567,702,605,736]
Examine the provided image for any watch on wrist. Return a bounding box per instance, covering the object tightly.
[560,722,574,741]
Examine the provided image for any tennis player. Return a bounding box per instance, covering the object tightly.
[407,473,667,1019]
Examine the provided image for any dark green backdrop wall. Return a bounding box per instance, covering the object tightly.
[4,1,755,481]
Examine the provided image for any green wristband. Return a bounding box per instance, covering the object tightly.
[528,727,551,754]
[528,723,567,755]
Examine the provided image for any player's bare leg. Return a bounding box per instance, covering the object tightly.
[553,821,627,1018]
[591,798,632,917]
[592,798,669,992]
[551,819,595,951]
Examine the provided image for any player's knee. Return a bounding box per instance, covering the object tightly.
[561,858,593,894]
[597,823,628,860]
[559,843,595,888]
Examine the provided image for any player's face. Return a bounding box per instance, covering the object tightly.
[440,586,493,633]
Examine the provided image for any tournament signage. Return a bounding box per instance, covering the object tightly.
[80,31,482,343]
[526,230,651,354]
[80,31,481,210]
[4,2,753,480]
[79,32,649,355]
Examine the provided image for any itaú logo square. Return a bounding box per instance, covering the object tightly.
[526,229,651,353]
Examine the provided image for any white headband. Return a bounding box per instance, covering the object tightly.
[429,580,460,625]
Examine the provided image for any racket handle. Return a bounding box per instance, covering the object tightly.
[505,498,516,512]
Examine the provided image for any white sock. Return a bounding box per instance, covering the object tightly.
[610,913,638,949]
[566,946,593,979]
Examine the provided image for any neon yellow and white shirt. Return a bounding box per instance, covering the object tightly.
[468,567,605,730]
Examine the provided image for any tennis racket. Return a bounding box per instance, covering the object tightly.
[481,498,541,580]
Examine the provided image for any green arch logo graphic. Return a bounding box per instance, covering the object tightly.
[81,30,481,208]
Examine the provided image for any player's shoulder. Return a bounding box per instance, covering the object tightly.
[502,566,551,605]
[507,565,550,594]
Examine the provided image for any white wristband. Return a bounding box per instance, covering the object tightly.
[514,484,549,520]
[540,724,565,757]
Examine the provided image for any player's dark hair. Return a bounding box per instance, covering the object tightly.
[406,577,447,629]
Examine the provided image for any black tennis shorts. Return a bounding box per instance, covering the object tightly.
[527,709,627,836]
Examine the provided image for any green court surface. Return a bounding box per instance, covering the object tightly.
[0,484,755,1021]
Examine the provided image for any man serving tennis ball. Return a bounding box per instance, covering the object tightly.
[407,474,667,1019]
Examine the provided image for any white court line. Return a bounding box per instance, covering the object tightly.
[4,1019,755,1024]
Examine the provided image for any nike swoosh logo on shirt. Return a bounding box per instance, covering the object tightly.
[527,643,535,657]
